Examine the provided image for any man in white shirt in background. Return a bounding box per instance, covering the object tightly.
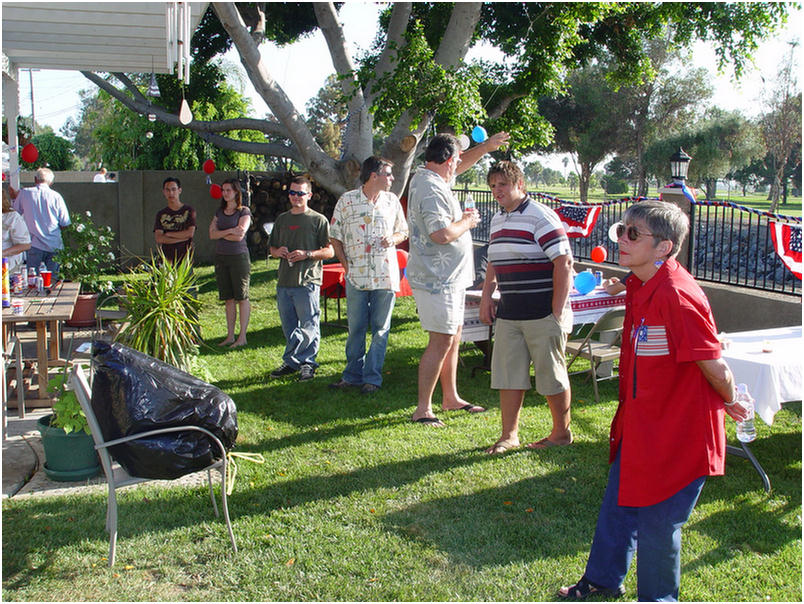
[13,167,71,280]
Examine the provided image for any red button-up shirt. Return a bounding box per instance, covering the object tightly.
[610,258,726,507]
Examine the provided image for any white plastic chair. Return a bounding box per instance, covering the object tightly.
[69,365,237,566]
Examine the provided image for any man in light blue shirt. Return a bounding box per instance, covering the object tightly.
[13,167,71,279]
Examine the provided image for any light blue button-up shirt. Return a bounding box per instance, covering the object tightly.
[13,183,71,252]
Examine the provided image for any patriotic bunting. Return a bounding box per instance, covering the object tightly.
[555,205,601,238]
[770,221,802,280]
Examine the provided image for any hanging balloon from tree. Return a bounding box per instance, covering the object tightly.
[471,126,488,143]
[203,159,216,184]
[209,184,222,199]
[20,143,39,164]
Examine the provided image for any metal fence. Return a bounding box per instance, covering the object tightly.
[453,188,801,297]
[690,200,800,296]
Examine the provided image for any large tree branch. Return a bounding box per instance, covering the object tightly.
[364,2,412,106]
[313,2,372,166]
[197,132,301,162]
[213,2,342,192]
[434,2,482,68]
[81,71,291,138]
[381,3,483,196]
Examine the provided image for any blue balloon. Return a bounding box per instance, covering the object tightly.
[471,125,488,143]
[574,271,596,295]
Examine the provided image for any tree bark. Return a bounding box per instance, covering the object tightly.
[214,2,344,193]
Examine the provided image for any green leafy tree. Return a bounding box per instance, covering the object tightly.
[81,2,790,196]
[25,131,76,171]
[759,45,801,210]
[643,110,762,198]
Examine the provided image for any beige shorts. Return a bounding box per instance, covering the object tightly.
[412,287,466,335]
[491,315,570,395]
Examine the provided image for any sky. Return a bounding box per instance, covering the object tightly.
[11,2,802,171]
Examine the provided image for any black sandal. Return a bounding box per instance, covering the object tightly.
[557,576,625,600]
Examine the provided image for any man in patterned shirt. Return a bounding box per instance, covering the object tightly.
[328,157,409,394]
[479,161,574,453]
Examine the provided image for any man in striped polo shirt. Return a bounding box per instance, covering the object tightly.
[479,161,574,453]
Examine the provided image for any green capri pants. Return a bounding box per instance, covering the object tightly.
[214,252,251,301]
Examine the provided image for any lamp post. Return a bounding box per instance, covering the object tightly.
[659,148,695,269]
[669,147,692,184]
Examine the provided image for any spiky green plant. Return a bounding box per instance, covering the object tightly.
[115,251,201,371]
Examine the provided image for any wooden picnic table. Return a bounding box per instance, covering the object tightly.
[2,281,81,405]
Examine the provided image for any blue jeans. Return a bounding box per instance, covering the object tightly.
[342,282,396,387]
[26,247,60,281]
[584,452,705,602]
[276,284,321,369]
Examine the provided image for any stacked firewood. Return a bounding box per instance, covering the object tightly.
[244,172,338,258]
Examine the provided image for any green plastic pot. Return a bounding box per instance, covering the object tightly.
[36,414,100,482]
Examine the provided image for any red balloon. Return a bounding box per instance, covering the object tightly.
[202,159,216,175]
[21,143,38,164]
[590,246,607,263]
[210,184,223,199]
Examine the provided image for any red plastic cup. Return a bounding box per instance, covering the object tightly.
[41,270,52,287]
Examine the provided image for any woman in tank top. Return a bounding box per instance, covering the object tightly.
[209,179,252,347]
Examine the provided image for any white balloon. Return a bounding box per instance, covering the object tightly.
[608,222,621,242]
[458,134,470,150]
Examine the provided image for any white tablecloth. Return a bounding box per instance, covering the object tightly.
[462,287,626,343]
[721,326,802,425]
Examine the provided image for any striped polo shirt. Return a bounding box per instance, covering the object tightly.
[487,196,573,320]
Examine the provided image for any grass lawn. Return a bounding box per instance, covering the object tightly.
[3,263,801,601]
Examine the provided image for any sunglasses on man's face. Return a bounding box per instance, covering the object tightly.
[288,190,308,197]
[614,222,656,242]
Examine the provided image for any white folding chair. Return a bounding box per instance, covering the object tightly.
[69,365,237,566]
[565,308,626,403]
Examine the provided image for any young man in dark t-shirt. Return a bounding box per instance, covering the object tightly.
[154,177,196,263]
[268,176,334,381]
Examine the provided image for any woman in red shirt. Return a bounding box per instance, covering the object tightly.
[558,200,751,601]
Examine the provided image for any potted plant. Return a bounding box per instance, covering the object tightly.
[36,368,100,482]
[116,251,203,372]
[55,210,117,326]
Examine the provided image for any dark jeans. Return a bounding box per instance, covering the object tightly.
[584,452,706,601]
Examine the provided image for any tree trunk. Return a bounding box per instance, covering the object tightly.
[705,179,717,200]
[579,162,592,204]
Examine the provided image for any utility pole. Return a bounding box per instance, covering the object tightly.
[21,68,40,135]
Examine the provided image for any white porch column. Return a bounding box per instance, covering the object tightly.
[2,54,21,190]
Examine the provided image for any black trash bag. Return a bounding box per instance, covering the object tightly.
[90,341,238,479]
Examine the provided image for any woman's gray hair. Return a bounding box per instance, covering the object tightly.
[623,200,689,258]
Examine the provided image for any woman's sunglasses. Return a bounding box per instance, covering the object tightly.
[609,222,656,242]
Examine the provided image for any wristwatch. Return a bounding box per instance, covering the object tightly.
[306,250,312,259]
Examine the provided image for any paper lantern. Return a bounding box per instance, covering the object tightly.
[574,271,596,295]
[178,99,193,125]
[590,246,607,263]
[203,159,216,175]
[209,184,222,199]
[471,125,488,143]
[21,143,38,164]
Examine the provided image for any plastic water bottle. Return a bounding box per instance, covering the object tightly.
[735,383,756,443]
[464,194,475,211]
[39,261,47,275]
